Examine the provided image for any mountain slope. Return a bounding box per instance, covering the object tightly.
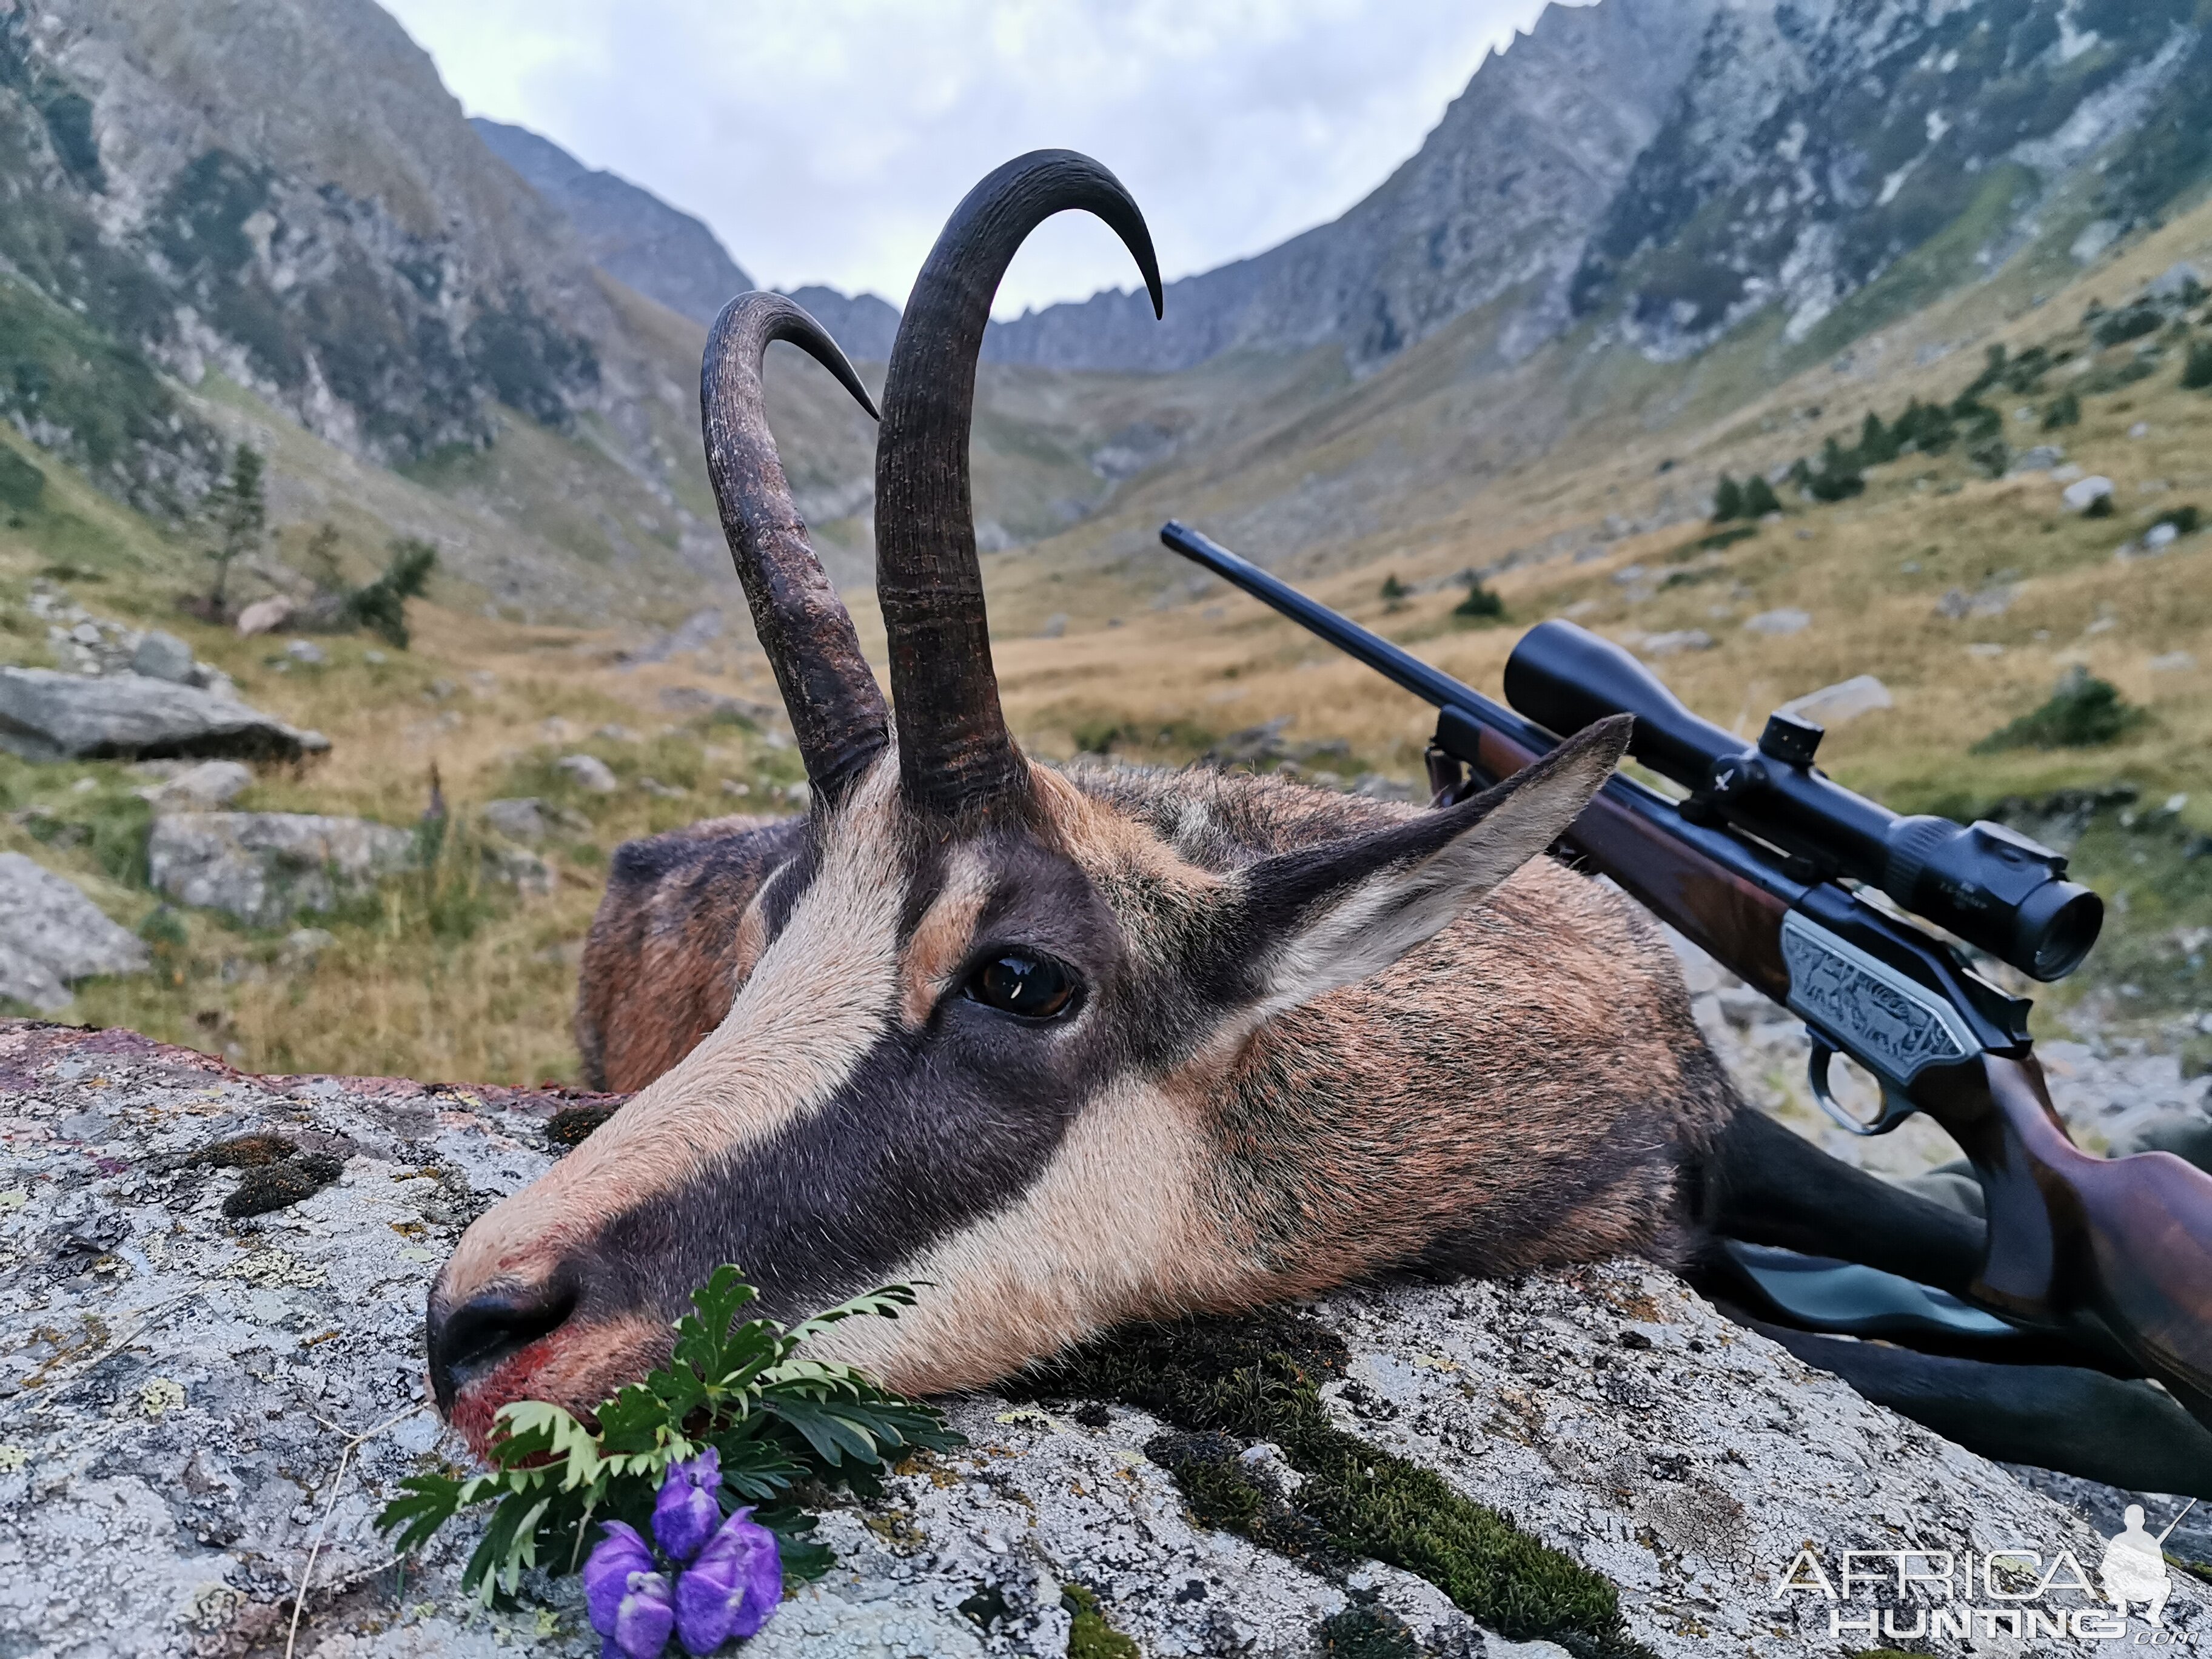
[981,0,1717,374]
[984,0,2212,383]
[1,0,628,469]
[1570,0,2212,359]
[472,116,755,329]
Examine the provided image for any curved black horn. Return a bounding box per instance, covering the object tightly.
[876,150,1163,816]
[701,292,888,804]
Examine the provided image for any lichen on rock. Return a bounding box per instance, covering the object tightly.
[2,1020,2206,1658]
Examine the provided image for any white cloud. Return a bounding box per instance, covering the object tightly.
[378,0,1570,314]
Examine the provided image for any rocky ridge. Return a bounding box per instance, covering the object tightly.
[471,117,754,332]
[0,0,666,478]
[5,1020,2208,1658]
[985,0,2212,377]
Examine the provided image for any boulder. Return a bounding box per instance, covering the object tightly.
[1779,674,1893,727]
[147,812,418,927]
[235,594,296,637]
[1636,628,1714,657]
[2150,260,2205,300]
[480,843,552,897]
[135,758,253,811]
[555,752,618,793]
[4,1021,2202,1658]
[0,667,328,763]
[1741,608,1809,636]
[2062,475,2115,512]
[0,854,149,1010]
[480,796,552,841]
[128,630,195,683]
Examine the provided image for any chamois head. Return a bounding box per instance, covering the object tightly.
[427,152,1631,1450]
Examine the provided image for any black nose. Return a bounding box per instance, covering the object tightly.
[427,1283,577,1414]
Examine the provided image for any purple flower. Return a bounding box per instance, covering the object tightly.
[608,1569,675,1659]
[583,1521,655,1638]
[673,1506,783,1653]
[652,1447,723,1564]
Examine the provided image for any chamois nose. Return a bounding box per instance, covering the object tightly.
[427,1282,577,1415]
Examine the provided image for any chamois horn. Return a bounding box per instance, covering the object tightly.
[701,292,888,804]
[876,150,1163,816]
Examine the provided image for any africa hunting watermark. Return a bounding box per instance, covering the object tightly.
[1774,1501,2196,1644]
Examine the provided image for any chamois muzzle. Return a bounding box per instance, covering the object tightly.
[876,149,1164,817]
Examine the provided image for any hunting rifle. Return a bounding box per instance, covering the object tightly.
[1162,518,2212,1430]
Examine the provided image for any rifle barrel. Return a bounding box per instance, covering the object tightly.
[1161,520,1556,750]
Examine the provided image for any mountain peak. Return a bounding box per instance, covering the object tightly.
[472,116,754,326]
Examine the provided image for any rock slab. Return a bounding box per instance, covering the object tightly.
[0,856,149,1011]
[147,813,418,928]
[0,668,327,763]
[4,1023,2205,1657]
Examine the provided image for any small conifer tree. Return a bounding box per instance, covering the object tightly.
[1711,474,1744,523]
[203,444,266,615]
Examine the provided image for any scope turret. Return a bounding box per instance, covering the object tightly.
[1503,620,2102,981]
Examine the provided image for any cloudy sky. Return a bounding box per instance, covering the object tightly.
[380,0,1572,316]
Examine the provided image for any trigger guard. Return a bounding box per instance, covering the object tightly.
[1806,1036,1917,1137]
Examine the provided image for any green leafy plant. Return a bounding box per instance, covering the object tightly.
[1452,578,1504,622]
[341,537,438,648]
[2184,340,2212,391]
[1972,668,2147,754]
[1741,474,1781,517]
[1709,474,1744,523]
[375,1266,962,1603]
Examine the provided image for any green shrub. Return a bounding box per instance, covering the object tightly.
[1742,475,1781,517]
[1968,437,2011,479]
[2184,340,2212,390]
[1452,579,1505,622]
[1808,466,1865,502]
[1379,573,1407,603]
[0,447,43,512]
[1695,525,1759,552]
[2083,492,2114,518]
[2094,302,2162,347]
[2042,390,2080,428]
[1972,668,2147,752]
[2153,504,2202,535]
[1857,411,1900,465]
[341,538,437,648]
[1710,474,1744,522]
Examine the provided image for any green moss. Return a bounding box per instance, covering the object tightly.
[1061,1584,1139,1659]
[1008,1310,1647,1658]
[1317,1604,1424,1657]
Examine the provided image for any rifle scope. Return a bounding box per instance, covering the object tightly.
[1503,620,2102,980]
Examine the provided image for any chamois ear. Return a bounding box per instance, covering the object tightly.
[1236,716,1630,1017]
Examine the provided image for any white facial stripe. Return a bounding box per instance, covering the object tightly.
[803,1074,1250,1393]
[551,754,909,1191]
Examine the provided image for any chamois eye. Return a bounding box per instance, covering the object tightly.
[964,952,1077,1020]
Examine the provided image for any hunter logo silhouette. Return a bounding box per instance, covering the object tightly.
[2100,1501,2194,1629]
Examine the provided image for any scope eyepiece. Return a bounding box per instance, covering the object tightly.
[1503,620,2103,982]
